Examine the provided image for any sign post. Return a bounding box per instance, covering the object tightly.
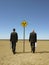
[21,20,28,52]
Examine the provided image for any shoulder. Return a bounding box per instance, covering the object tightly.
[15,32,18,36]
[11,32,13,35]
[11,32,14,34]
[30,32,32,36]
[30,32,32,35]
[35,32,37,35]
[30,32,32,34]
[15,32,18,34]
[11,32,15,35]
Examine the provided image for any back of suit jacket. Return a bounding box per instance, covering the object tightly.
[29,32,37,43]
[10,31,18,42]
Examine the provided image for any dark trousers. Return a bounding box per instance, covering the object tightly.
[12,41,16,53]
[30,42,35,53]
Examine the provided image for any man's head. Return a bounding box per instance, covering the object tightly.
[32,29,35,32]
[13,28,15,32]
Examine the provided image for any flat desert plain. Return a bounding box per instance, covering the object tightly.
[0,40,49,65]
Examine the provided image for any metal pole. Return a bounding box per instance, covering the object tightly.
[23,27,25,52]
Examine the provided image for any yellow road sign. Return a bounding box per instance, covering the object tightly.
[21,20,28,27]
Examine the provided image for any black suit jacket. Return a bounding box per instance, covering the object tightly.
[29,32,37,43]
[10,31,18,42]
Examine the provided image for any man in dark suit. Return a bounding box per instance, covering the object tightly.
[10,28,18,54]
[29,30,37,53]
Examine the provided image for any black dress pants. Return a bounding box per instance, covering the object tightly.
[31,42,35,53]
[12,41,16,54]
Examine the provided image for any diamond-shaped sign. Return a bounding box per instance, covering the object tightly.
[21,20,28,27]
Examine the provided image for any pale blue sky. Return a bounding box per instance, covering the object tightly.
[0,0,49,39]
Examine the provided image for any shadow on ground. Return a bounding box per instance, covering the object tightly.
[36,51,49,53]
[15,51,49,54]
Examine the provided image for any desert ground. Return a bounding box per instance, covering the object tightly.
[0,40,49,65]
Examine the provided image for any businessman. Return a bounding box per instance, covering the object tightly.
[29,30,37,53]
[10,28,18,54]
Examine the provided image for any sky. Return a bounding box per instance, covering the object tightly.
[0,0,49,39]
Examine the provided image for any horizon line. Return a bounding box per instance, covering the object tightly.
[0,39,49,41]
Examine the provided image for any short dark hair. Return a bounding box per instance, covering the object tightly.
[13,28,15,31]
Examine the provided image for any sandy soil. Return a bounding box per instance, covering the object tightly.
[0,40,49,65]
